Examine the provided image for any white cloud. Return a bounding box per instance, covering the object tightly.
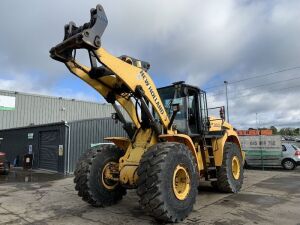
[0,0,300,128]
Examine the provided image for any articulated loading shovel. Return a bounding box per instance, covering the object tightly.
[50,4,244,222]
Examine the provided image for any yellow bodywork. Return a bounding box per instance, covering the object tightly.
[46,0,245,186]
[48,4,248,222]
[64,48,174,186]
[66,47,170,130]
[63,47,242,186]
[208,116,243,166]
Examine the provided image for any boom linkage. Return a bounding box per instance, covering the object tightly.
[50,5,170,134]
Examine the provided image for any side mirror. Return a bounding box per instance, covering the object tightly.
[168,104,180,129]
[220,106,225,121]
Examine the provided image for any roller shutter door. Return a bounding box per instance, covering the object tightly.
[39,130,59,171]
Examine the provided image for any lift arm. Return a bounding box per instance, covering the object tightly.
[50,4,170,133]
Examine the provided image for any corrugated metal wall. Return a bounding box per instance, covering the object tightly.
[0,122,67,173]
[0,118,128,174]
[67,118,127,173]
[0,90,118,130]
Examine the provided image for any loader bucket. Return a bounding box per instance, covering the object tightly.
[50,4,108,62]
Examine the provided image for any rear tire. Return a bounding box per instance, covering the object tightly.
[74,145,126,207]
[137,142,198,222]
[282,159,296,170]
[214,142,244,193]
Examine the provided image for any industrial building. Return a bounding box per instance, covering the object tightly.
[0,89,118,130]
[0,89,130,174]
[0,118,126,174]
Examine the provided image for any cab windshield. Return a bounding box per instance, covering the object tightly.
[157,86,187,133]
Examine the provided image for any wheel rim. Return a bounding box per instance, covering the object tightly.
[284,160,294,169]
[231,156,240,180]
[101,162,119,190]
[172,165,191,200]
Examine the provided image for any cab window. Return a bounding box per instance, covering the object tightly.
[188,92,198,134]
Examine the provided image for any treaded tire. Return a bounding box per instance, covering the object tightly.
[214,142,244,193]
[137,142,198,222]
[282,159,296,170]
[74,144,126,207]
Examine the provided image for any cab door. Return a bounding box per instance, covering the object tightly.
[186,88,209,135]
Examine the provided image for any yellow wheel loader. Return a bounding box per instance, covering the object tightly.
[50,5,244,222]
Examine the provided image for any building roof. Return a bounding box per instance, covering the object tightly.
[0,117,114,132]
[0,89,108,106]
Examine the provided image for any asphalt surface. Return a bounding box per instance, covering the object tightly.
[0,168,299,225]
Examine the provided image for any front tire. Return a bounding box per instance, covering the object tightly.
[214,142,244,193]
[74,145,126,207]
[137,142,198,222]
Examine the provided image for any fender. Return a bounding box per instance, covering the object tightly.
[104,137,131,151]
[212,129,244,166]
[159,134,203,171]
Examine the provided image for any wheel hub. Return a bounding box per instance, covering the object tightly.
[101,162,119,190]
[172,165,190,200]
[284,160,294,169]
[231,156,240,180]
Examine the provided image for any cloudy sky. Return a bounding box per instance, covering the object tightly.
[1,0,300,129]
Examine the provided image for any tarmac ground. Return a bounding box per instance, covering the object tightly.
[0,167,299,225]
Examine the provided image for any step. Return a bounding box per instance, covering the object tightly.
[205,145,213,148]
[208,178,218,181]
[207,166,217,171]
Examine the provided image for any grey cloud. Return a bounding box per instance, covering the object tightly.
[1,0,300,128]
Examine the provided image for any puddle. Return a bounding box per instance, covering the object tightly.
[0,168,66,183]
[218,192,287,209]
[254,175,300,194]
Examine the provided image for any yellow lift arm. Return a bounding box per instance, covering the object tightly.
[50,5,170,134]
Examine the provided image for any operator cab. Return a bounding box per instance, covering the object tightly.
[157,81,210,136]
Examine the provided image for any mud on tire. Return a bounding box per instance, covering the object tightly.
[137,142,198,222]
[74,144,126,207]
[214,142,244,193]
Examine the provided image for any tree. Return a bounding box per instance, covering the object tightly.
[285,128,294,136]
[270,126,277,135]
[279,128,291,135]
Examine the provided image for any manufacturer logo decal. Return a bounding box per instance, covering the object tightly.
[139,71,165,115]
